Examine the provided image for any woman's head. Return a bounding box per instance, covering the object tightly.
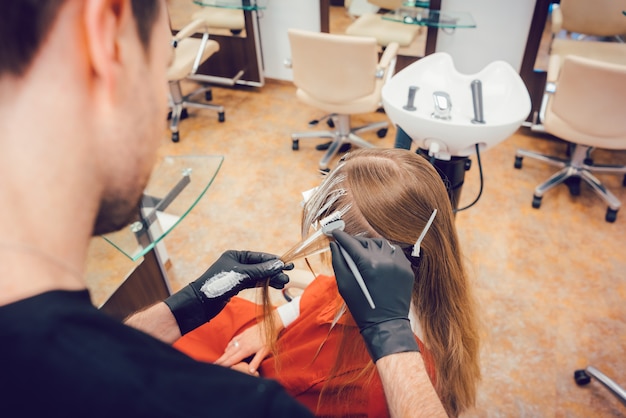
[302,148,455,261]
[301,148,480,417]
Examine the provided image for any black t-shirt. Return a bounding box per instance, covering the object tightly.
[0,290,313,417]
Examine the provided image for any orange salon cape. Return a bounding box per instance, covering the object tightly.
[174,275,436,417]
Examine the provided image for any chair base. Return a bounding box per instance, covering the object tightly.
[574,366,626,407]
[291,114,388,171]
[514,144,626,222]
[168,81,225,142]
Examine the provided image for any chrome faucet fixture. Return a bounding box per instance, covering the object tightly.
[403,85,418,111]
[432,91,452,120]
[471,79,486,124]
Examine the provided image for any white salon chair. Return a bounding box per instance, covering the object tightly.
[287,29,398,171]
[515,55,626,222]
[168,16,225,143]
[382,52,531,210]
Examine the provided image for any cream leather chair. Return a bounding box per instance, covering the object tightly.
[345,0,422,50]
[168,17,225,143]
[287,29,399,171]
[316,0,418,154]
[515,55,626,222]
[551,0,626,42]
[191,7,245,36]
[531,1,626,128]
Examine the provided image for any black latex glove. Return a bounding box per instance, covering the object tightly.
[330,230,420,362]
[164,250,293,335]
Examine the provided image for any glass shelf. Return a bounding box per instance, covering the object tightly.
[384,9,476,29]
[192,0,267,10]
[403,1,430,8]
[101,155,224,261]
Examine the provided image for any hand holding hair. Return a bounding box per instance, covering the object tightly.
[164,250,293,335]
[330,230,420,362]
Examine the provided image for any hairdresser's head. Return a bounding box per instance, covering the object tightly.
[0,0,163,78]
[303,148,457,265]
[0,0,172,235]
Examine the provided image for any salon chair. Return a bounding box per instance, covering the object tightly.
[533,0,626,129]
[345,0,423,53]
[515,55,626,222]
[303,0,420,155]
[550,0,626,43]
[191,7,245,36]
[287,29,398,171]
[168,16,225,143]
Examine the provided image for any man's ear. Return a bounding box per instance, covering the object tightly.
[83,0,131,95]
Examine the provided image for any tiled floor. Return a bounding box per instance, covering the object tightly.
[85,5,626,417]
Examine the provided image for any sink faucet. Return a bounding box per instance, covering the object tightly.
[432,91,452,120]
[471,79,486,124]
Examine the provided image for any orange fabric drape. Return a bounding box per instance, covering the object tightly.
[174,275,436,417]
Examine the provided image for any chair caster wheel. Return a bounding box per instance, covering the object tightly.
[327,118,335,128]
[532,195,542,209]
[622,174,626,187]
[377,128,388,138]
[218,112,225,122]
[514,156,523,169]
[565,177,581,196]
[167,108,188,121]
[205,90,213,101]
[172,132,180,143]
[606,208,618,223]
[230,29,242,36]
[292,139,299,151]
[574,370,591,386]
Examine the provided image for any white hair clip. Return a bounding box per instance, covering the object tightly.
[412,209,437,257]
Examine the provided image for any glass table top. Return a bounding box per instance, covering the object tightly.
[192,0,267,10]
[384,9,476,29]
[101,155,224,261]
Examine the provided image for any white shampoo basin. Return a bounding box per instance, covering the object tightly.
[382,52,531,159]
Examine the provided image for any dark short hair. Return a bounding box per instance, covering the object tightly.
[0,0,161,77]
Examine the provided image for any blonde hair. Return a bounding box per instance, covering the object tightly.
[269,148,480,417]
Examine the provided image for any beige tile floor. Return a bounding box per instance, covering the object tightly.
[85,5,626,417]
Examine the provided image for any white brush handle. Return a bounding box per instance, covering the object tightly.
[338,246,376,309]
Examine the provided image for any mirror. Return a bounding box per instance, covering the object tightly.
[532,2,555,76]
[327,1,427,59]
[168,0,247,38]
[166,0,265,86]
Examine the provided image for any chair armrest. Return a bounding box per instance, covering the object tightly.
[173,18,208,43]
[538,54,560,124]
[551,4,562,34]
[546,53,562,83]
[378,42,399,72]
